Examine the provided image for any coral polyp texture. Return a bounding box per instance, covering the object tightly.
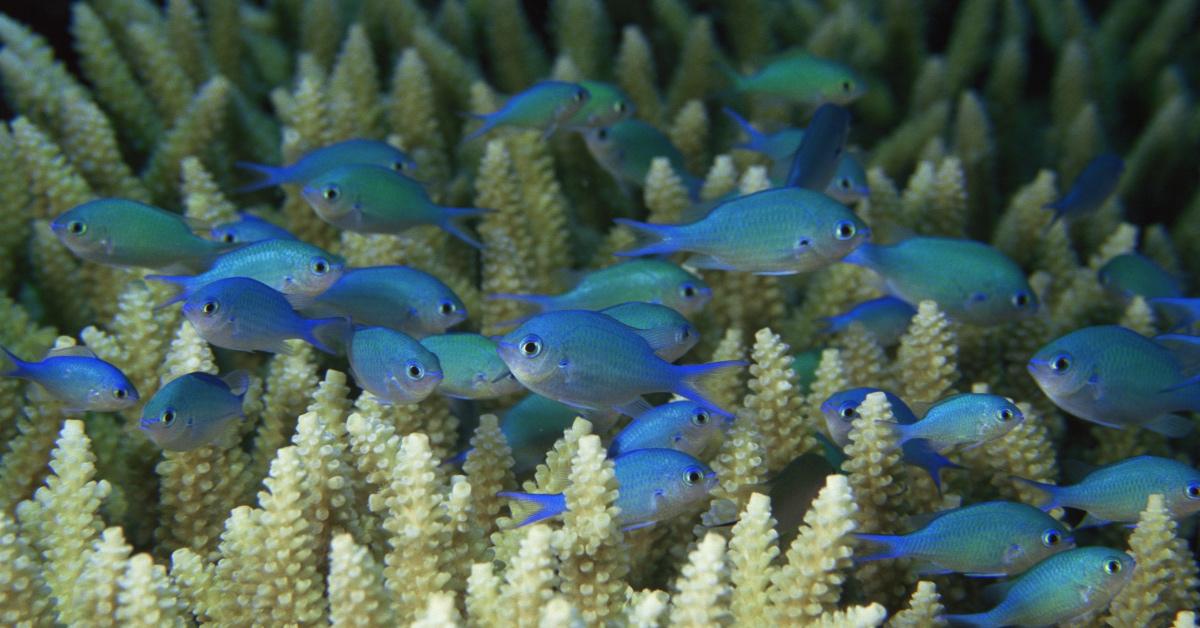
[0,0,1198,626]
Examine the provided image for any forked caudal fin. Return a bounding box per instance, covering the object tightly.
[1010,477,1063,511]
[613,219,680,257]
[672,360,748,415]
[143,274,193,308]
[306,317,352,355]
[234,161,289,193]
[497,491,567,527]
[441,208,488,250]
[851,533,906,562]
[0,345,30,379]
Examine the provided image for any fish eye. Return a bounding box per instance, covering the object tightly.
[997,408,1015,421]
[519,335,542,358]
[678,325,693,340]
[67,220,87,235]
[596,128,608,141]
[691,409,710,426]
[406,362,424,380]
[1103,559,1122,574]
[1050,354,1072,372]
[391,160,409,172]
[1041,530,1061,546]
[321,185,340,201]
[683,466,704,485]
[221,232,236,244]
[839,403,858,419]
[834,220,857,240]
[1185,483,1200,499]
[573,89,586,102]
[841,80,852,93]
[113,388,127,400]
[840,178,852,190]
[311,258,330,274]
[681,283,698,299]
[614,101,627,113]
[438,300,457,316]
[1012,291,1031,308]
[201,300,219,315]
[161,409,176,426]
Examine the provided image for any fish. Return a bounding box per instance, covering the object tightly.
[499,448,717,530]
[616,187,870,275]
[1014,455,1200,526]
[820,387,962,489]
[564,80,633,129]
[725,52,866,105]
[419,333,524,400]
[148,238,344,307]
[182,277,349,354]
[1027,325,1199,437]
[791,350,822,395]
[1148,297,1200,331]
[302,266,467,338]
[235,138,417,193]
[723,107,807,162]
[0,345,138,413]
[818,296,917,347]
[785,103,851,192]
[209,212,297,244]
[347,326,444,405]
[584,120,699,195]
[462,80,590,142]
[943,547,1134,627]
[496,310,746,417]
[1097,252,1183,302]
[893,393,1024,452]
[768,453,838,546]
[139,371,249,451]
[300,164,486,249]
[51,198,231,272]
[609,401,731,458]
[843,236,1038,326]
[492,259,711,318]
[493,394,583,476]
[855,501,1075,577]
[600,302,699,362]
[1043,153,1124,226]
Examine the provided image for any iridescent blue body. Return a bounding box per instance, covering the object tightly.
[855,501,1075,577]
[463,81,590,142]
[1028,325,1199,437]
[419,333,523,400]
[139,371,249,451]
[500,394,581,475]
[943,547,1134,627]
[0,345,138,413]
[600,302,699,362]
[1149,297,1200,331]
[496,310,745,416]
[1043,153,1124,225]
[785,103,851,192]
[209,212,297,244]
[1015,455,1200,526]
[348,327,443,405]
[52,198,231,272]
[492,259,711,318]
[303,266,467,338]
[616,187,870,275]
[499,448,717,530]
[584,120,699,194]
[148,238,344,306]
[819,296,916,346]
[182,277,348,354]
[896,393,1024,451]
[609,401,730,457]
[843,236,1038,326]
[235,139,417,192]
[1097,252,1183,302]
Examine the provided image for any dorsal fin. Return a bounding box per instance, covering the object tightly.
[1154,333,1200,378]
[46,345,97,359]
[220,370,252,397]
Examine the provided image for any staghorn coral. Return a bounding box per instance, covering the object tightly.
[1104,494,1200,626]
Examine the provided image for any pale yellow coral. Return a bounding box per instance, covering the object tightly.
[669,532,731,627]
[0,511,52,626]
[180,156,238,226]
[501,524,558,626]
[1105,494,1200,626]
[670,100,709,175]
[464,414,515,538]
[114,553,186,627]
[743,327,813,471]
[729,492,780,625]
[328,533,394,627]
[644,156,691,225]
[616,26,663,125]
[895,301,958,404]
[328,24,381,142]
[889,580,947,628]
[389,48,449,187]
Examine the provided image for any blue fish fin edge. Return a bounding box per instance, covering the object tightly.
[221,370,252,398]
[612,219,678,257]
[444,447,473,468]
[672,360,748,416]
[440,215,484,250]
[496,491,567,527]
[306,317,352,355]
[1141,413,1194,438]
[1010,477,1062,511]
[234,161,288,193]
[850,533,904,563]
[0,345,29,378]
[941,613,993,628]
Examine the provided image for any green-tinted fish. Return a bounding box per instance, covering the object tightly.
[584,120,699,194]
[491,259,711,317]
[943,547,1134,627]
[564,81,633,129]
[419,333,524,400]
[139,371,249,451]
[148,239,344,306]
[617,188,870,275]
[52,198,231,272]
[500,393,582,475]
[236,139,417,192]
[791,350,822,395]
[609,400,730,458]
[1097,252,1183,302]
[1016,455,1200,526]
[463,80,590,142]
[348,326,443,405]
[844,236,1038,326]
[856,501,1074,577]
[209,212,297,244]
[301,164,486,248]
[894,393,1024,452]
[600,302,699,362]
[726,52,866,105]
[304,266,467,338]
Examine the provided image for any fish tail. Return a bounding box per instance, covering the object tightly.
[459,114,495,145]
[0,345,30,379]
[305,317,352,355]
[444,447,473,467]
[234,161,288,193]
[497,491,567,527]
[851,533,907,562]
[440,213,485,250]
[941,613,994,628]
[815,313,844,335]
[904,440,964,492]
[143,275,191,308]
[672,360,748,414]
[221,370,252,398]
[1011,477,1063,511]
[840,242,878,268]
[722,107,766,151]
[613,219,680,257]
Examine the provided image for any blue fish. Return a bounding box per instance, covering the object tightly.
[855,501,1075,577]
[1097,252,1183,302]
[236,139,417,193]
[491,260,711,318]
[609,401,730,458]
[499,448,717,530]
[419,333,524,400]
[1015,455,1200,526]
[786,103,851,191]
[500,394,582,475]
[347,326,443,405]
[1043,153,1124,226]
[496,310,745,417]
[894,393,1024,452]
[723,107,806,163]
[0,345,139,413]
[303,266,467,338]
[583,120,700,196]
[209,212,297,244]
[819,296,916,346]
[182,277,349,354]
[600,302,699,362]
[463,81,590,143]
[139,371,249,451]
[1149,297,1200,332]
[1028,325,1199,437]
